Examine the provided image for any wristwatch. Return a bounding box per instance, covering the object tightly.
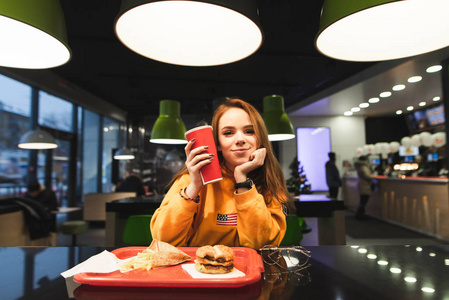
[234,178,254,190]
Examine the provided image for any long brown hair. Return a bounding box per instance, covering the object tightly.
[168,98,295,212]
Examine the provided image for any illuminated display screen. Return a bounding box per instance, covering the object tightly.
[399,146,419,156]
[426,104,445,126]
[406,103,445,132]
[296,127,331,192]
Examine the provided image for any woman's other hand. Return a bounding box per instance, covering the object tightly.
[234,148,266,181]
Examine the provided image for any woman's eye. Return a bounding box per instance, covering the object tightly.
[223,130,233,136]
[245,129,255,134]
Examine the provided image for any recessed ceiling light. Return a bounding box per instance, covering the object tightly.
[390,267,402,274]
[426,65,442,73]
[421,287,435,294]
[407,106,414,111]
[433,96,441,101]
[396,110,403,115]
[368,97,380,103]
[359,103,369,108]
[351,107,361,112]
[344,111,353,116]
[380,91,392,98]
[392,84,405,91]
[408,76,422,83]
[419,101,426,106]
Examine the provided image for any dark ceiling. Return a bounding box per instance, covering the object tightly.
[53,0,374,118]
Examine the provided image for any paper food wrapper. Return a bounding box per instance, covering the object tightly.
[61,250,135,298]
[181,264,245,279]
[148,239,191,268]
[61,240,191,278]
[61,250,124,278]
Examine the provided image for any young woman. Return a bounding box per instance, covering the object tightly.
[150,98,294,249]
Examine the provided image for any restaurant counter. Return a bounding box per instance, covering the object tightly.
[2,245,448,300]
[343,175,449,241]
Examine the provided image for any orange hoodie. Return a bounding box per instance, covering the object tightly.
[150,173,286,250]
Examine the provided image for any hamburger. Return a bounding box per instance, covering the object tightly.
[194,245,235,274]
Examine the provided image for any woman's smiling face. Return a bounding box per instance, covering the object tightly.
[217,107,259,171]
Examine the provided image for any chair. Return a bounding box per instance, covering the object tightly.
[61,220,88,246]
[122,215,153,246]
[280,214,303,246]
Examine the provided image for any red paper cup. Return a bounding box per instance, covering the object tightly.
[185,125,222,185]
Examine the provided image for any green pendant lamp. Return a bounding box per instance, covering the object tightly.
[18,129,58,149]
[115,0,263,66]
[0,0,71,69]
[262,95,295,142]
[150,100,187,144]
[315,0,449,61]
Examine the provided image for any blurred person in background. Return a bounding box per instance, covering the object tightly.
[116,173,146,196]
[325,152,342,199]
[354,155,375,220]
[24,179,58,232]
[25,179,58,212]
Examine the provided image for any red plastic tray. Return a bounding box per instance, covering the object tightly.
[73,247,264,288]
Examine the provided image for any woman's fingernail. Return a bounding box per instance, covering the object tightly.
[191,138,196,142]
[204,146,209,149]
[209,153,214,157]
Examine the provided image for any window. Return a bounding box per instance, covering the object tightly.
[0,74,32,191]
[38,91,73,132]
[102,118,120,192]
[0,73,126,201]
[82,109,100,194]
[76,106,83,201]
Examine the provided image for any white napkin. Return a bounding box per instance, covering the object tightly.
[61,250,124,278]
[181,263,245,279]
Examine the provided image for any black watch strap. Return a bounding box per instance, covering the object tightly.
[234,178,253,189]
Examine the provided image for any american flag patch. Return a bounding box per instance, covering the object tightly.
[216,213,237,226]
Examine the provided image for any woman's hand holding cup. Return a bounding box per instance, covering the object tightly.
[184,139,214,198]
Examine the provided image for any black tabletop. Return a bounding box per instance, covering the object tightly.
[1,245,447,300]
[106,196,164,213]
[294,194,345,217]
[105,194,345,218]
[0,202,21,214]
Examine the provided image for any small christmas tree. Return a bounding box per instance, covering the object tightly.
[286,156,311,196]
